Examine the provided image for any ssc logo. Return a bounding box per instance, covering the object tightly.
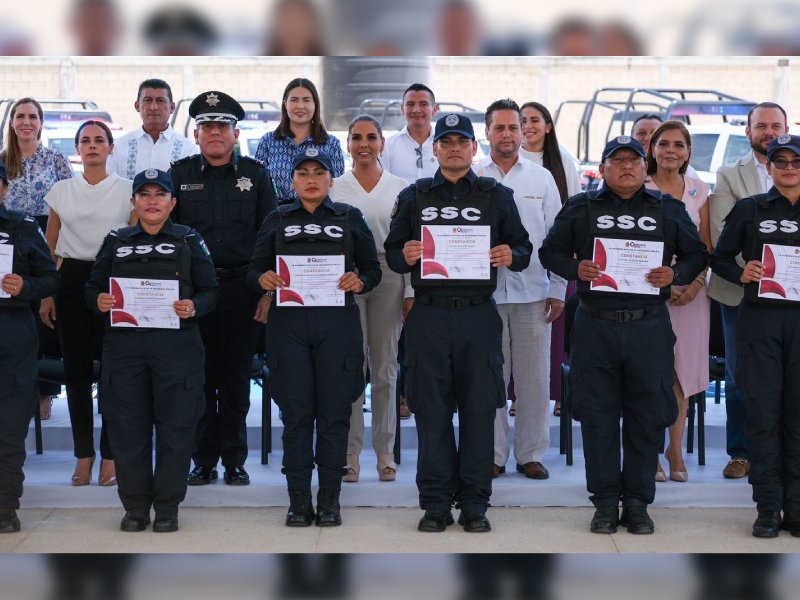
[759,219,799,234]
[0,232,9,243]
[305,148,319,157]
[777,134,792,144]
[115,243,176,258]
[596,215,657,231]
[284,224,343,238]
[616,135,632,144]
[420,206,481,221]
[445,114,459,127]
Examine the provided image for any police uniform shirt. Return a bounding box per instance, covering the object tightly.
[85,219,219,318]
[710,188,800,287]
[384,169,533,297]
[247,197,382,297]
[539,184,708,310]
[170,153,277,268]
[0,205,59,303]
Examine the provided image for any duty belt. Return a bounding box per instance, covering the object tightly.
[579,302,660,323]
[415,294,493,310]
[215,265,249,279]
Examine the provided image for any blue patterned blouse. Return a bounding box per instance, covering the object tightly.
[4,145,73,216]
[254,131,345,202]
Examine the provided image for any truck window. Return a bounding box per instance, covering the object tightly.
[722,134,751,167]
[689,133,718,172]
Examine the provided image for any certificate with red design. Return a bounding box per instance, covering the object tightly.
[0,243,12,298]
[420,225,490,280]
[275,255,345,307]
[109,277,179,329]
[590,237,663,295]
[758,243,800,302]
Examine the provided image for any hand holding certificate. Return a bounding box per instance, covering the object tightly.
[420,224,491,280]
[0,244,13,299]
[590,237,665,295]
[275,255,346,307]
[107,277,180,329]
[757,243,800,302]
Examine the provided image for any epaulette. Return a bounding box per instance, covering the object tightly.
[476,176,497,192]
[114,225,138,240]
[170,154,197,168]
[416,177,434,193]
[238,155,266,168]
[330,202,352,216]
[3,209,26,228]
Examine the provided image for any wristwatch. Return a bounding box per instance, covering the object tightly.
[670,266,681,285]
[264,290,275,298]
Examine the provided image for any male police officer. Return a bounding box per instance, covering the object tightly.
[540,136,707,535]
[385,114,532,533]
[171,91,277,487]
[0,160,59,533]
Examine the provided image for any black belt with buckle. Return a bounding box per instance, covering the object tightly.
[215,265,249,279]
[415,294,493,310]
[579,302,660,323]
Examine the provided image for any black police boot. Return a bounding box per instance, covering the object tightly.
[752,510,782,538]
[224,465,250,486]
[315,488,342,527]
[0,510,21,533]
[457,511,491,533]
[417,508,455,532]
[286,490,315,527]
[590,506,619,534]
[187,465,218,486]
[120,511,150,532]
[620,506,655,534]
[782,511,800,537]
[153,509,179,533]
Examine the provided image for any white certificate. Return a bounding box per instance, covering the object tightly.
[276,255,345,307]
[758,243,800,302]
[590,237,664,295]
[421,224,491,280]
[0,244,12,299]
[109,277,180,329]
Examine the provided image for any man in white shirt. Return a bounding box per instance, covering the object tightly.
[383,83,439,184]
[708,101,788,480]
[107,79,198,180]
[477,99,566,480]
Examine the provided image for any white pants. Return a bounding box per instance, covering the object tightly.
[493,301,552,466]
[348,256,404,457]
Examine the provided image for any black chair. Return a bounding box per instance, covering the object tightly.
[34,356,100,455]
[559,295,579,466]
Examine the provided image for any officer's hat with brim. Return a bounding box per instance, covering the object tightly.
[132,169,173,195]
[767,134,800,161]
[291,148,334,172]
[602,135,646,162]
[433,113,475,141]
[189,91,245,125]
[0,159,7,183]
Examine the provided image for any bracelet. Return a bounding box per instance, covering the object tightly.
[694,275,705,285]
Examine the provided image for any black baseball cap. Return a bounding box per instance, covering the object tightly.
[292,148,334,172]
[132,169,173,194]
[602,135,646,162]
[433,113,475,141]
[767,134,800,160]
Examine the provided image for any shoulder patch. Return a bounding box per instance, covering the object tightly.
[239,155,265,168]
[199,238,211,257]
[170,155,196,168]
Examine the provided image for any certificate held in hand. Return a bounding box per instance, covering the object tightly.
[110,277,180,329]
[758,243,800,302]
[276,255,345,307]
[421,224,491,281]
[591,237,664,295]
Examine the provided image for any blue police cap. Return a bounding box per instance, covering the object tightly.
[0,159,7,183]
[189,90,244,125]
[132,169,173,195]
[767,134,800,161]
[433,113,475,141]
[291,148,334,172]
[602,135,646,162]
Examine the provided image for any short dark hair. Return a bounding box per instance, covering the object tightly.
[402,83,436,105]
[485,99,520,128]
[137,78,173,103]
[74,119,114,146]
[747,101,787,128]
[631,113,662,132]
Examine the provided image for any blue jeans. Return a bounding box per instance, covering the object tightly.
[721,303,749,460]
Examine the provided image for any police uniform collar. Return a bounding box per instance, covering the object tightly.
[200,152,239,172]
[0,204,9,220]
[285,196,338,212]
[765,186,800,208]
[593,184,651,203]
[431,168,477,188]
[126,218,179,236]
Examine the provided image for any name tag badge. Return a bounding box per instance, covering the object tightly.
[181,184,204,191]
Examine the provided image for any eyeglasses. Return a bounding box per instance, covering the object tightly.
[770,157,800,170]
[415,146,423,169]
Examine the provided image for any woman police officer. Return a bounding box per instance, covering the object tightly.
[0,159,59,533]
[248,148,381,527]
[85,169,218,532]
[711,134,800,539]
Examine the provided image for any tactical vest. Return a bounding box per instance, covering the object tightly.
[583,191,669,300]
[0,210,29,309]
[274,204,351,266]
[411,176,496,288]
[746,195,800,304]
[110,226,195,303]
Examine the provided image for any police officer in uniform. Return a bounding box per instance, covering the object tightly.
[384,114,532,533]
[171,91,277,487]
[248,148,380,527]
[540,136,707,535]
[0,160,59,533]
[86,169,218,532]
[711,135,800,538]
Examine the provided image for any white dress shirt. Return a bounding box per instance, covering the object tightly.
[754,159,773,194]
[519,144,582,198]
[477,155,567,304]
[107,125,198,180]
[382,126,437,183]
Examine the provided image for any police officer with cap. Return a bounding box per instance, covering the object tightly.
[384,113,532,533]
[0,159,59,533]
[540,136,707,535]
[171,91,277,488]
[86,168,218,532]
[248,147,381,527]
[711,134,800,538]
